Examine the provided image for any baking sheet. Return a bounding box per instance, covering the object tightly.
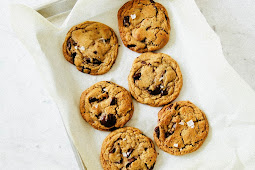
[10,0,255,169]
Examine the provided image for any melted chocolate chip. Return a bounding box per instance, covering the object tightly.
[127,44,136,48]
[126,148,134,158]
[141,61,147,64]
[110,97,117,105]
[83,67,91,74]
[89,97,98,103]
[71,52,77,58]
[161,89,168,96]
[93,51,97,54]
[148,85,161,95]
[155,126,160,138]
[133,73,141,81]
[167,104,173,110]
[126,157,136,168]
[154,6,158,16]
[100,114,116,127]
[115,158,123,164]
[84,57,91,63]
[165,131,173,138]
[67,38,71,51]
[109,147,116,153]
[123,16,130,27]
[92,58,102,65]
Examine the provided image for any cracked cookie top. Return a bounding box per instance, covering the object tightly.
[118,0,170,53]
[128,52,182,107]
[62,21,118,75]
[80,81,134,131]
[154,101,209,155]
[101,127,157,170]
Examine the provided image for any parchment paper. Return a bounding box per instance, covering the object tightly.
[11,0,255,169]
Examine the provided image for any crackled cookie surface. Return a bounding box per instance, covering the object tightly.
[80,81,133,131]
[101,127,157,170]
[154,101,209,155]
[128,52,182,107]
[118,0,170,53]
[63,21,118,75]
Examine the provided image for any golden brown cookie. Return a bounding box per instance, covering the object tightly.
[63,21,118,75]
[80,81,133,131]
[154,101,209,155]
[128,52,183,107]
[118,0,170,53]
[101,127,157,169]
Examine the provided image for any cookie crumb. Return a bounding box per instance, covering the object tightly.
[174,143,178,147]
[131,14,136,19]
[187,120,194,128]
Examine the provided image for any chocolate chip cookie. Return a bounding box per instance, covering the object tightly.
[118,0,170,53]
[154,101,209,155]
[63,21,118,75]
[101,127,157,169]
[128,52,183,107]
[80,81,134,131]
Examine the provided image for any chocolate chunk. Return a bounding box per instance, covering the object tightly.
[67,38,71,50]
[145,148,148,151]
[161,89,168,96]
[127,44,136,48]
[71,52,77,58]
[109,147,116,153]
[123,16,130,27]
[155,126,160,138]
[110,97,117,105]
[89,97,98,103]
[126,157,136,168]
[165,131,173,138]
[148,85,161,95]
[93,58,102,65]
[100,114,116,127]
[133,73,141,81]
[84,57,91,63]
[150,0,155,3]
[126,148,134,158]
[93,51,97,54]
[141,61,147,64]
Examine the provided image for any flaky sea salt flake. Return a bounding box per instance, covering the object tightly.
[178,121,184,125]
[74,46,78,49]
[131,14,136,19]
[80,46,85,51]
[99,38,106,43]
[174,143,178,147]
[187,120,194,128]
[123,152,128,157]
[159,76,164,81]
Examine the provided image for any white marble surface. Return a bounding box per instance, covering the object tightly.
[0,0,254,169]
